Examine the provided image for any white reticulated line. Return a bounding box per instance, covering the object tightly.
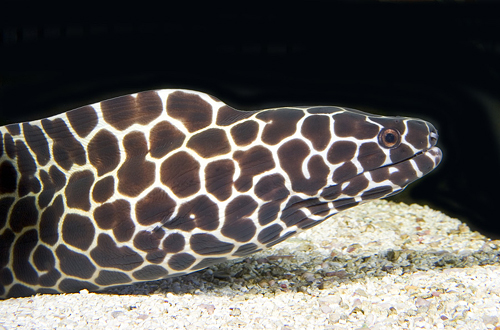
[156,89,172,111]
[301,207,313,217]
[364,171,373,183]
[388,167,399,174]
[410,159,423,178]
[341,181,350,191]
[302,154,311,180]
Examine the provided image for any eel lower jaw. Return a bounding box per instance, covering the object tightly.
[386,146,443,170]
[413,146,443,171]
[424,146,443,164]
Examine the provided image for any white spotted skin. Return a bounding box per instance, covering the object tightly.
[0,89,442,299]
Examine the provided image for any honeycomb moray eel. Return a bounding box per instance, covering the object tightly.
[0,89,442,299]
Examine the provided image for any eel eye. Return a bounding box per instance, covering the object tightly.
[378,128,401,149]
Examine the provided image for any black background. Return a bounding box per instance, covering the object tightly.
[1,3,499,237]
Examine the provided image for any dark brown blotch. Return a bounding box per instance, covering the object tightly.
[258,201,281,226]
[134,91,165,124]
[133,229,165,252]
[389,143,414,165]
[95,270,132,286]
[222,195,257,242]
[0,229,15,269]
[62,214,95,250]
[320,185,341,200]
[254,174,289,201]
[166,91,212,133]
[22,123,50,166]
[149,120,186,159]
[187,128,231,158]
[9,196,38,233]
[168,252,196,271]
[160,151,200,198]
[360,186,393,200]
[35,256,61,287]
[333,112,379,139]
[92,176,115,203]
[358,142,386,171]
[163,233,185,254]
[48,165,66,188]
[93,199,135,242]
[332,198,358,211]
[15,140,41,197]
[4,133,16,159]
[56,245,96,279]
[38,165,66,208]
[165,195,219,232]
[0,161,17,194]
[41,117,86,170]
[33,245,62,287]
[90,233,144,271]
[65,170,94,211]
[0,267,13,288]
[12,229,39,285]
[278,139,329,196]
[230,120,259,146]
[146,250,168,264]
[221,218,256,243]
[7,284,36,298]
[414,153,435,174]
[136,188,176,226]
[132,265,168,280]
[257,224,283,244]
[332,161,358,184]
[233,146,275,192]
[369,166,390,183]
[389,161,418,187]
[327,141,357,165]
[342,175,370,197]
[88,129,121,176]
[190,233,234,255]
[305,199,330,217]
[404,120,428,150]
[205,159,235,201]
[280,196,308,227]
[257,108,304,145]
[0,197,14,229]
[225,196,258,223]
[117,131,155,197]
[33,245,56,271]
[101,91,163,130]
[39,195,64,245]
[66,105,99,138]
[301,115,331,151]
[5,124,20,136]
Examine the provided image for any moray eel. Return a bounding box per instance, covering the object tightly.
[0,89,442,299]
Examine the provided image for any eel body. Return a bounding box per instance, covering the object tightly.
[0,89,442,298]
